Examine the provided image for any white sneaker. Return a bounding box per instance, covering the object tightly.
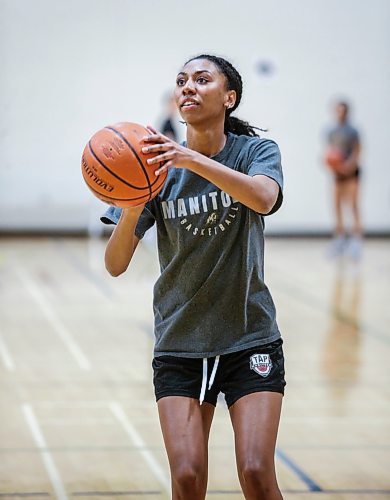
[326,235,346,258]
[345,236,363,260]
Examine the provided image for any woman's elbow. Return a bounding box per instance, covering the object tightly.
[104,258,128,277]
[255,192,278,215]
[106,267,124,277]
[251,177,280,214]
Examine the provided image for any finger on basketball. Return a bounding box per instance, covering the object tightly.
[146,124,158,135]
[142,133,163,143]
[155,161,172,175]
[147,152,172,164]
[142,143,168,154]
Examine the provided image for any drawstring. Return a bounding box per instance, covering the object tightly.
[208,355,220,390]
[199,359,208,405]
[199,355,220,405]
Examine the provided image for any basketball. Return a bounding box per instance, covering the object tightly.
[324,147,344,173]
[81,122,167,207]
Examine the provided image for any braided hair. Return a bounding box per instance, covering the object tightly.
[185,54,262,137]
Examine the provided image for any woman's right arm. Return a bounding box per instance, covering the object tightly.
[104,205,145,277]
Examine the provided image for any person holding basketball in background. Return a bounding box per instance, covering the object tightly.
[101,54,285,500]
[324,101,363,259]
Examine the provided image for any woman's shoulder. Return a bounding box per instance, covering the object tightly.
[232,133,279,148]
[230,133,281,159]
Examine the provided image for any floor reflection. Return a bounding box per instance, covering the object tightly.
[321,261,362,405]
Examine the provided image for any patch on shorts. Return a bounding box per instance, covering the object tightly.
[249,353,273,377]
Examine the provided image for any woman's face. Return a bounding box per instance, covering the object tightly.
[174,58,235,127]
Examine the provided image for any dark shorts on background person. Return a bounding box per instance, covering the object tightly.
[152,339,286,408]
[335,167,361,182]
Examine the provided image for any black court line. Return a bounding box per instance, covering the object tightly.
[205,490,390,496]
[0,494,50,498]
[276,448,322,492]
[280,490,390,495]
[2,491,390,498]
[70,489,390,496]
[72,492,161,497]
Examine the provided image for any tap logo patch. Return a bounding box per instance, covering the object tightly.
[250,353,272,377]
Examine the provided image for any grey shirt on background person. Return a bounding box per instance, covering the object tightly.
[101,132,284,358]
[328,122,360,160]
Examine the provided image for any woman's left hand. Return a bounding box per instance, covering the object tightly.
[141,125,198,176]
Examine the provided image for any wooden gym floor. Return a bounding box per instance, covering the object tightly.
[0,235,389,500]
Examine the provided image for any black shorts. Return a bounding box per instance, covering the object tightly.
[335,167,361,182]
[152,339,286,408]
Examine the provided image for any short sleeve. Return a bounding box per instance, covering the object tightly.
[100,206,122,225]
[100,204,156,239]
[246,139,284,215]
[135,205,155,239]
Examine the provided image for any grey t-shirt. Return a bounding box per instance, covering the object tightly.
[102,132,284,358]
[327,122,360,159]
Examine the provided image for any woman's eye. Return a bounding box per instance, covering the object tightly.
[176,78,185,86]
[197,77,208,84]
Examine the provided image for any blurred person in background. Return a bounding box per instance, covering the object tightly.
[324,101,363,259]
[160,92,179,141]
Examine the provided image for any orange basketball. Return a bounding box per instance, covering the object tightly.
[81,122,167,207]
[324,147,344,173]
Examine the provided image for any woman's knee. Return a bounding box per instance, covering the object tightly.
[171,460,207,492]
[239,457,276,486]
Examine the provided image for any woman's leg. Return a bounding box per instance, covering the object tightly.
[333,179,345,235]
[157,396,215,500]
[327,180,348,257]
[348,178,362,236]
[229,392,283,500]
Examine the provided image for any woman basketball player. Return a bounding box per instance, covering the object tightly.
[102,55,285,500]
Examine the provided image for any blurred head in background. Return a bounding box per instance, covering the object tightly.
[336,101,350,124]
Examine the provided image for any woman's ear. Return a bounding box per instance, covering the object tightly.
[224,90,236,110]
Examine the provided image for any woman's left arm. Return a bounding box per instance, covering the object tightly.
[142,131,280,215]
[180,156,279,214]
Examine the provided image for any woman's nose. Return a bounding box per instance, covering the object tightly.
[182,79,195,94]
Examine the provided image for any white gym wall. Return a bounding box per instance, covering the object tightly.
[0,0,389,234]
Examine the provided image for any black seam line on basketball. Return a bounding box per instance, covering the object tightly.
[105,126,153,200]
[87,142,149,191]
[87,174,163,203]
[146,173,166,192]
[149,169,166,188]
[85,178,162,202]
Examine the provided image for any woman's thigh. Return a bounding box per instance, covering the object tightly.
[229,391,283,466]
[157,396,215,468]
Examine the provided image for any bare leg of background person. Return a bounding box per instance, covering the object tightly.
[346,178,363,259]
[327,180,347,257]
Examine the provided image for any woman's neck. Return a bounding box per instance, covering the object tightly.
[186,123,227,158]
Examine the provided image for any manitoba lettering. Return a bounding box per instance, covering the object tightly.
[161,191,237,219]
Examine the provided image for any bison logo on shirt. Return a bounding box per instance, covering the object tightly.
[206,212,217,225]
